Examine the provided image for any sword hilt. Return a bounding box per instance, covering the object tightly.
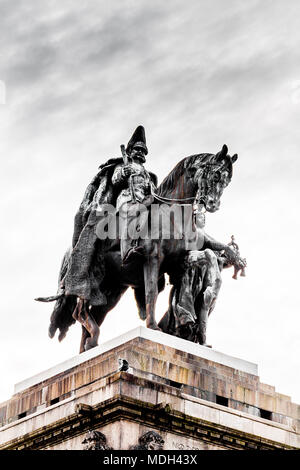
[120,144,128,165]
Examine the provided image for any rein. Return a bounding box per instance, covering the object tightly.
[151,188,196,205]
[151,158,226,207]
[151,171,207,207]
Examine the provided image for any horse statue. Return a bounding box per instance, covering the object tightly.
[36,143,239,352]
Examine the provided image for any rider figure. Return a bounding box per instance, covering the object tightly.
[111,126,155,264]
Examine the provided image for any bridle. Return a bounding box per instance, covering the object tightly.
[151,188,195,205]
[151,160,227,208]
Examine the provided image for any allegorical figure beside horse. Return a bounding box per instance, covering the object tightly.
[159,209,246,346]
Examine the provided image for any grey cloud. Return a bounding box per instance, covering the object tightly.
[1,0,300,404]
[3,0,300,145]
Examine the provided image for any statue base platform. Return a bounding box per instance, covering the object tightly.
[0,327,299,450]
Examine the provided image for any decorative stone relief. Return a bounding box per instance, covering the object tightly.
[130,430,165,450]
[82,430,112,450]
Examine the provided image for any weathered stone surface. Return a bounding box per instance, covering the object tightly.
[0,329,299,450]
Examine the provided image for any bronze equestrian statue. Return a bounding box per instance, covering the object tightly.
[36,126,245,352]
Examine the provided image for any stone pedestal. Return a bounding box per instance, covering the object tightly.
[0,327,299,450]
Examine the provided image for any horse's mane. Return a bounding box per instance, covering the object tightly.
[157,153,214,196]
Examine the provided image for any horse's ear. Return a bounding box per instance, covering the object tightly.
[231,154,238,163]
[221,144,228,156]
[216,144,228,161]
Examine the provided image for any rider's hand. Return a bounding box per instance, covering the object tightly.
[122,165,133,177]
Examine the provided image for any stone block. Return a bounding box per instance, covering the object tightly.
[0,327,299,450]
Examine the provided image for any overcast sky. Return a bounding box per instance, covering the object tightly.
[0,0,300,405]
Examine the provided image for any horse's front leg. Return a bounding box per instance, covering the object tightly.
[143,245,161,331]
[197,249,222,346]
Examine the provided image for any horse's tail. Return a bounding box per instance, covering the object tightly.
[40,247,77,342]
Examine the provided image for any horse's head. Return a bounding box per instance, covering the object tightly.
[186,145,238,212]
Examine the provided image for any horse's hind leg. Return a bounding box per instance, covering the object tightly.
[79,308,108,353]
[79,285,129,352]
[84,305,114,351]
[82,308,100,351]
[73,299,100,352]
[79,326,90,354]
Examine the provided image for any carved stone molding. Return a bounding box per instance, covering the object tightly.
[0,391,295,450]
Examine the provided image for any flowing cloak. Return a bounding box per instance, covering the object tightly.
[48,157,158,341]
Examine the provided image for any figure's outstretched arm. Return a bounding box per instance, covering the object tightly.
[202,232,247,278]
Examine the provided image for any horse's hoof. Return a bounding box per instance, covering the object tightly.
[177,323,195,341]
[147,324,162,332]
[84,338,98,351]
